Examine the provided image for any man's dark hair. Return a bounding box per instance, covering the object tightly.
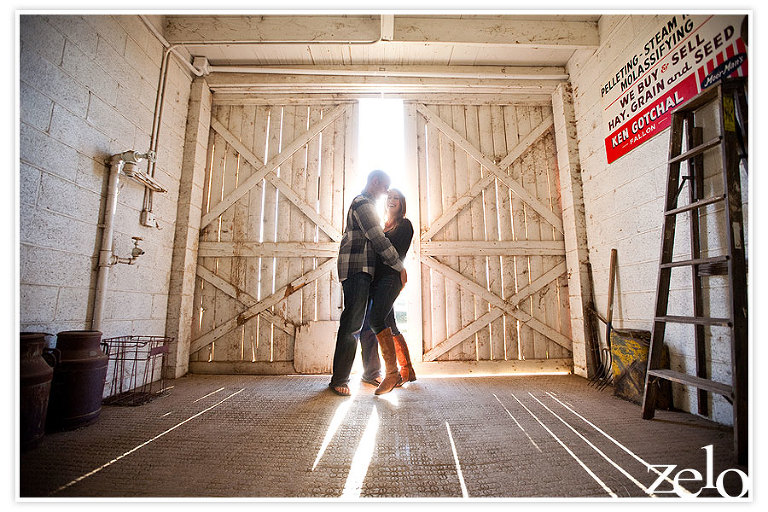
[367,169,390,186]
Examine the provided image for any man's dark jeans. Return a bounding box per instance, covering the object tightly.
[330,272,374,387]
[358,302,383,382]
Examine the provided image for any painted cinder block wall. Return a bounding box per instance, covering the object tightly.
[19,15,192,343]
[567,14,748,425]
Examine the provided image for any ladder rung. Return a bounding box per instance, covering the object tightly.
[655,315,732,327]
[648,369,733,398]
[665,194,726,216]
[671,84,721,114]
[668,135,722,164]
[698,260,730,276]
[660,255,729,269]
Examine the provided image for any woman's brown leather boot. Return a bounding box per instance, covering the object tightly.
[393,334,416,386]
[375,328,402,395]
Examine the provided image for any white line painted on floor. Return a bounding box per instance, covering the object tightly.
[445,422,469,498]
[493,393,541,452]
[50,388,245,496]
[544,392,693,497]
[529,393,656,497]
[510,393,617,498]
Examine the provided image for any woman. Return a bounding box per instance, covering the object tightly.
[365,188,415,395]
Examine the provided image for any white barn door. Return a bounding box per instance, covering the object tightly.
[411,101,573,366]
[189,101,356,372]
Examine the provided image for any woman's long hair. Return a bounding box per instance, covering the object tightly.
[384,188,406,232]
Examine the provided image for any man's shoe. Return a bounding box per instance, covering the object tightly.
[361,376,382,386]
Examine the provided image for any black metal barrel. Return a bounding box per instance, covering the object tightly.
[46,330,108,431]
[20,332,54,450]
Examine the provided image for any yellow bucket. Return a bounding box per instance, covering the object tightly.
[610,329,671,408]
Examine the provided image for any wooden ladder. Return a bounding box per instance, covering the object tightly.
[641,77,748,466]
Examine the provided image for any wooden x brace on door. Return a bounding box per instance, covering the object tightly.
[421,256,570,360]
[200,103,349,240]
[191,104,350,353]
[416,103,562,240]
[415,103,572,361]
[190,258,337,354]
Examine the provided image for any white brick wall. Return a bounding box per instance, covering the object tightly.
[19,15,192,345]
[568,15,747,424]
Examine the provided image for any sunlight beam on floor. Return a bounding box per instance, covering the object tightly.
[510,392,617,498]
[377,390,399,407]
[312,399,353,471]
[341,405,380,498]
[50,388,244,496]
[544,392,694,497]
[493,393,541,452]
[445,422,469,498]
[529,392,656,496]
[193,386,225,403]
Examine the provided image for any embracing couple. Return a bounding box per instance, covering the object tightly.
[329,170,416,397]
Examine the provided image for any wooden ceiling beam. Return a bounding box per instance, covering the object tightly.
[395,16,599,48]
[163,15,599,48]
[164,15,381,43]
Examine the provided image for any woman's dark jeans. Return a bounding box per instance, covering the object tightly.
[368,273,403,334]
[358,297,401,382]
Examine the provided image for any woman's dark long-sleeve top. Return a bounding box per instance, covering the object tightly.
[373,218,413,281]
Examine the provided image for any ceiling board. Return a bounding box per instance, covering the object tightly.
[163,14,600,69]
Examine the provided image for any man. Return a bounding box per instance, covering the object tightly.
[329,170,407,396]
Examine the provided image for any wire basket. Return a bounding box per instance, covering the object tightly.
[102,335,172,406]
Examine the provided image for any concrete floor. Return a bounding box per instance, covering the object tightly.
[19,373,746,499]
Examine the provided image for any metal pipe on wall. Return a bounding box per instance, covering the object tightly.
[139,16,205,221]
[92,151,157,332]
[138,13,385,174]
[137,14,385,221]
[92,158,122,332]
[208,65,570,81]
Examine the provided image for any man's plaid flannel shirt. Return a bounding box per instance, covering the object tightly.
[337,191,404,282]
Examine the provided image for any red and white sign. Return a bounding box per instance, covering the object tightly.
[601,15,748,164]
